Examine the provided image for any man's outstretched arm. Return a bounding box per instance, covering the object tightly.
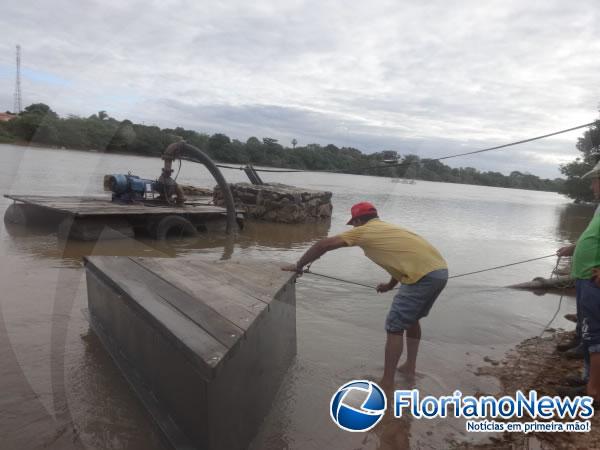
[282,236,348,273]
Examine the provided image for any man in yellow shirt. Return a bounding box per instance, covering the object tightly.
[282,202,448,392]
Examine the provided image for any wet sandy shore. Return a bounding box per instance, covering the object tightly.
[453,327,599,450]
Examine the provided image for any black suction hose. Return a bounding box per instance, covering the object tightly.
[170,142,237,234]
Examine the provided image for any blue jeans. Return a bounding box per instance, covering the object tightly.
[577,279,600,381]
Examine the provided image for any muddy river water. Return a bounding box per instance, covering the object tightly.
[0,143,593,449]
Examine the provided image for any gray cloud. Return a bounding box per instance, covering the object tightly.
[1,0,599,177]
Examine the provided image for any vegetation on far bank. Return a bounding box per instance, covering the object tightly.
[559,119,600,202]
[0,103,578,193]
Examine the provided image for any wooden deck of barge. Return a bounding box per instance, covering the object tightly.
[4,194,244,240]
[4,194,234,218]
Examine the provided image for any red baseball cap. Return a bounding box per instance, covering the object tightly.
[346,202,378,225]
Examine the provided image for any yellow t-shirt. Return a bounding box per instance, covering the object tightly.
[338,219,447,284]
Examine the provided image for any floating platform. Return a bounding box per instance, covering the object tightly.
[84,256,297,450]
[4,194,244,240]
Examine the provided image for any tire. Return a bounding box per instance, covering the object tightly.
[153,215,198,240]
[4,204,28,225]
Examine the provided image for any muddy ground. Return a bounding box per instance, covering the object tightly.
[453,328,599,450]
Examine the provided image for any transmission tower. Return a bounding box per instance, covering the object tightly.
[13,45,22,113]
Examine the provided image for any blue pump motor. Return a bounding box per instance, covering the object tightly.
[104,174,159,202]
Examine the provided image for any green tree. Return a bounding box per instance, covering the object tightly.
[109,120,136,151]
[559,120,600,201]
[23,103,58,119]
[208,133,232,159]
[246,136,264,163]
[56,116,90,148]
[7,104,59,143]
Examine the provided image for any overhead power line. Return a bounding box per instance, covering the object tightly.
[207,121,598,175]
[396,121,595,167]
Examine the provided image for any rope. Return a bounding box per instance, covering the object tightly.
[205,121,597,175]
[446,254,557,279]
[304,254,573,339]
[305,254,570,338]
[163,182,173,206]
[180,157,304,172]
[301,254,557,289]
[174,158,182,181]
[538,256,567,337]
[303,269,377,289]
[215,163,304,173]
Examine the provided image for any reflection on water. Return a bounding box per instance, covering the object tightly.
[238,220,331,249]
[4,217,331,265]
[554,202,596,243]
[76,329,165,448]
[0,143,590,449]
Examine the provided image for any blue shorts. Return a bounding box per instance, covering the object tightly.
[385,269,448,333]
[578,279,600,347]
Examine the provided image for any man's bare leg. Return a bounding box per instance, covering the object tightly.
[398,321,421,378]
[380,332,404,392]
[587,352,600,401]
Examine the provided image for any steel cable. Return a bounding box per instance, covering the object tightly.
[301,254,558,289]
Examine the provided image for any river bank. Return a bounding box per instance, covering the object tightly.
[453,328,598,449]
[0,139,564,193]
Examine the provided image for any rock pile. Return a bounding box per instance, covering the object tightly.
[179,184,213,197]
[213,183,332,223]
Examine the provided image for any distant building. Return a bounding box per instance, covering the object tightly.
[0,112,16,122]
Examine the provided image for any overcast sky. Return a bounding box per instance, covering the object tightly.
[1,1,599,177]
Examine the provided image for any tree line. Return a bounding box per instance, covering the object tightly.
[0,103,566,192]
[559,119,600,202]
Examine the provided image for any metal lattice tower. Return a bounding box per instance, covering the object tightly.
[13,45,22,113]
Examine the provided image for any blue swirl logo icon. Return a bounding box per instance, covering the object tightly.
[330,380,387,431]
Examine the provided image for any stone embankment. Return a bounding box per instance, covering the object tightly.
[213,183,332,223]
[179,184,213,197]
